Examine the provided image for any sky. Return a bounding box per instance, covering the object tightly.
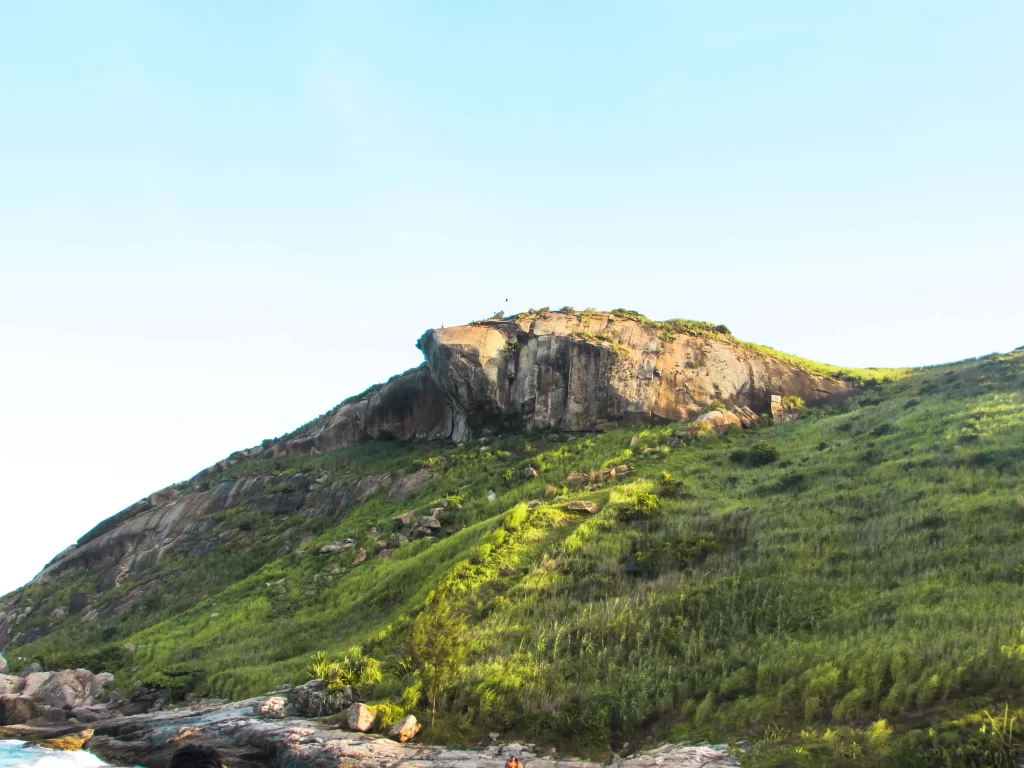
[1,0,1022,596]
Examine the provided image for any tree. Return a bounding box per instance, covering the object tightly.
[411,595,469,727]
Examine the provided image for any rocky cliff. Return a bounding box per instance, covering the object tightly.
[270,310,852,455]
[0,308,856,654]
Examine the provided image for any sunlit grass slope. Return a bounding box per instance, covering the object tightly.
[12,348,1024,765]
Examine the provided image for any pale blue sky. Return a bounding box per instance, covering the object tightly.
[1,1,1022,595]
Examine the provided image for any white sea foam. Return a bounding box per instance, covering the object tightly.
[0,741,109,768]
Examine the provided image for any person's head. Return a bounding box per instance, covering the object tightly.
[169,745,224,768]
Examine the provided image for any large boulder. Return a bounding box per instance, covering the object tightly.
[388,714,421,742]
[0,694,38,725]
[566,501,599,514]
[21,671,54,698]
[31,669,95,709]
[689,409,743,436]
[388,470,434,501]
[289,679,351,718]
[0,674,25,695]
[347,702,375,733]
[29,704,71,725]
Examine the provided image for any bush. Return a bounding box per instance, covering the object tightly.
[618,492,661,522]
[308,647,383,695]
[749,441,780,466]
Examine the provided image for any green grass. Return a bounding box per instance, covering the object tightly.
[6,349,1024,766]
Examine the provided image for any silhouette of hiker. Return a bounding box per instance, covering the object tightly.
[170,745,225,768]
[505,756,524,768]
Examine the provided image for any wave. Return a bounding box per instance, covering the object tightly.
[0,741,109,768]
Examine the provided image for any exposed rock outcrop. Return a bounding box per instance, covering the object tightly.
[273,310,852,456]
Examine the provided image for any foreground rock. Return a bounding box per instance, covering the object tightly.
[1,695,739,768]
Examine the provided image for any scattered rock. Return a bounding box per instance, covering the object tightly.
[526,500,542,509]
[567,501,599,514]
[630,435,639,447]
[350,473,393,505]
[566,472,587,485]
[320,541,354,554]
[601,468,616,481]
[523,467,540,479]
[378,549,394,560]
[487,490,497,502]
[615,464,630,474]
[347,702,374,732]
[257,696,288,719]
[391,511,416,526]
[123,643,137,654]
[351,549,367,566]
[375,540,388,550]
[388,714,420,742]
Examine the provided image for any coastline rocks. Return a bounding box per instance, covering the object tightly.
[0,694,37,724]
[347,702,374,733]
[0,675,24,695]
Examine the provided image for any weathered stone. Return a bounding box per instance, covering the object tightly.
[0,693,37,724]
[419,517,442,530]
[22,672,54,699]
[0,674,25,695]
[487,491,497,502]
[566,501,599,514]
[391,511,416,526]
[30,703,71,725]
[387,470,434,501]
[347,702,374,732]
[615,464,630,474]
[289,679,350,718]
[690,409,742,435]
[523,467,540,479]
[601,468,616,481]
[320,541,353,554]
[378,549,394,560]
[350,473,393,505]
[256,696,288,719]
[566,471,587,484]
[388,714,420,742]
[375,539,388,549]
[526,500,542,509]
[351,549,367,566]
[18,663,43,676]
[71,705,112,723]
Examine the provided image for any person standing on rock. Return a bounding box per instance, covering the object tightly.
[505,756,523,768]
[171,745,225,768]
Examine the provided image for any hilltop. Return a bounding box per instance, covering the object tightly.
[3,309,1023,766]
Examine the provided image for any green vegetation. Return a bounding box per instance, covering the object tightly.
[6,348,1024,766]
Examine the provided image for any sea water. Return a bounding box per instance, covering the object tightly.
[0,741,110,768]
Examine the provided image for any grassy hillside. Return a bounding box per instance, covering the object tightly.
[9,348,1024,766]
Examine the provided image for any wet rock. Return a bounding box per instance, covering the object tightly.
[566,501,599,514]
[347,702,374,732]
[388,714,420,742]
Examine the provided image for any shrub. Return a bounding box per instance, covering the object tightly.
[308,647,383,695]
[749,441,780,466]
[782,395,806,411]
[709,399,727,411]
[618,492,661,522]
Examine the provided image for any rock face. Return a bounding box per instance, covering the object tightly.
[0,667,113,727]
[271,310,853,456]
